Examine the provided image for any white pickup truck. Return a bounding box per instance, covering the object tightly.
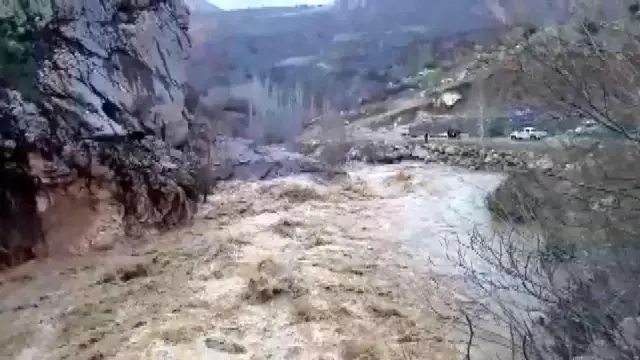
[510,127,548,141]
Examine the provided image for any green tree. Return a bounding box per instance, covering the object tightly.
[0,6,40,100]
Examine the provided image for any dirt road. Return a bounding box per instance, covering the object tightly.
[1,163,514,360]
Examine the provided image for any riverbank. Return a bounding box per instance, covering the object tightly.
[482,142,640,360]
[305,137,554,173]
[1,163,512,360]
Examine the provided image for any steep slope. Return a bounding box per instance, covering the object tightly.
[186,0,504,118]
[0,0,201,267]
[186,0,503,91]
[185,0,574,125]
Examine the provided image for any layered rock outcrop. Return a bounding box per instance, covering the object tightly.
[0,0,201,267]
[36,0,192,145]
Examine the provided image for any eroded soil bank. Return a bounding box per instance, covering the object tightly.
[0,163,511,360]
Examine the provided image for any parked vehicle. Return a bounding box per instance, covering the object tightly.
[447,128,461,139]
[510,127,548,140]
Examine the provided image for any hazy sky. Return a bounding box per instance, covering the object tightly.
[211,0,333,10]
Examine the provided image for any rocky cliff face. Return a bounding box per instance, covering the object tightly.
[0,0,201,267]
[37,0,192,146]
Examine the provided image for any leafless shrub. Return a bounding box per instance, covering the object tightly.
[448,2,640,359]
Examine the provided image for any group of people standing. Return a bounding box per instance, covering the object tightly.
[423,128,461,143]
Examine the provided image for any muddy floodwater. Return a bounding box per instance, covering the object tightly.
[1,163,530,360]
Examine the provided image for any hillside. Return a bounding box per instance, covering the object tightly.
[185,0,569,120]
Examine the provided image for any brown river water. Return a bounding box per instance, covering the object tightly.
[1,163,536,360]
